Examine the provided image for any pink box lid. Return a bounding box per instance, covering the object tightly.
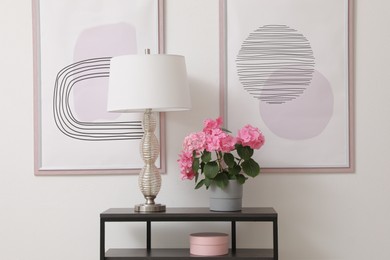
[190,232,229,246]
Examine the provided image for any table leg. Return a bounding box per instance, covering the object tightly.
[231,221,236,253]
[273,218,278,260]
[146,221,151,253]
[100,219,105,260]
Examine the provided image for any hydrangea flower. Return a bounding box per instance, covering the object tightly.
[178,117,265,189]
[237,124,265,150]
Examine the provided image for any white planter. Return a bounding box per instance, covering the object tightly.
[209,180,243,211]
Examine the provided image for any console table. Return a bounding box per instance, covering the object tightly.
[100,207,278,260]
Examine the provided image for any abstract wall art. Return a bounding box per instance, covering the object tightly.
[220,0,354,172]
[33,0,165,175]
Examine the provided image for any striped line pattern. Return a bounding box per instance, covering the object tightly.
[53,57,143,141]
[236,25,315,104]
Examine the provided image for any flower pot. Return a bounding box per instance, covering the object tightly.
[209,180,243,211]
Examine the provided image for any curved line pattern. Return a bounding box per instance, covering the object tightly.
[53,57,143,141]
[236,25,315,104]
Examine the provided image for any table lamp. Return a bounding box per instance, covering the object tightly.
[107,50,191,212]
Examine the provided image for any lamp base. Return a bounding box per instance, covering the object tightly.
[134,203,166,212]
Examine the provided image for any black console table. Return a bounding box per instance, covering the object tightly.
[100,207,278,260]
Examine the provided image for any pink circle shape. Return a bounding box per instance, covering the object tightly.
[259,70,333,140]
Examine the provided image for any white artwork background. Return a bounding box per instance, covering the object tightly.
[38,0,160,170]
[226,0,350,168]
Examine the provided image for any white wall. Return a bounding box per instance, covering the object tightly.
[0,0,389,259]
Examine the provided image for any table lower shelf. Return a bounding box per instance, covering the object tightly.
[105,248,274,260]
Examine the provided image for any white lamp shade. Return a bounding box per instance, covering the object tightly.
[107,54,191,112]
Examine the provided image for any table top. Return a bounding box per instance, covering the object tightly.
[100,207,277,221]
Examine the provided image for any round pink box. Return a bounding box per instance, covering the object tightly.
[190,232,229,256]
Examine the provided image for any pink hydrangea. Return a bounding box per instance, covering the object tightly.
[182,131,206,153]
[178,151,195,180]
[219,134,236,153]
[204,128,236,153]
[237,124,265,150]
[178,117,265,185]
[203,117,223,134]
[205,129,222,151]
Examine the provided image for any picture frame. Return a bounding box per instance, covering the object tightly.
[219,0,354,173]
[33,0,165,175]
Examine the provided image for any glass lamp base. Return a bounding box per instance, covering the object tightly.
[134,203,166,212]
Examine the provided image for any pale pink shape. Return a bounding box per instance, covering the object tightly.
[259,70,334,140]
[72,23,137,122]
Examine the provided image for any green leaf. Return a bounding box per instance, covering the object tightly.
[192,157,200,173]
[241,158,260,178]
[237,144,254,160]
[221,127,232,133]
[204,161,219,179]
[201,151,212,163]
[223,153,235,168]
[204,178,212,189]
[228,165,241,178]
[229,174,237,180]
[236,174,247,184]
[214,173,229,188]
[195,179,205,189]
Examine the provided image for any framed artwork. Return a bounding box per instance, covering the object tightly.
[33,0,165,175]
[219,0,354,173]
